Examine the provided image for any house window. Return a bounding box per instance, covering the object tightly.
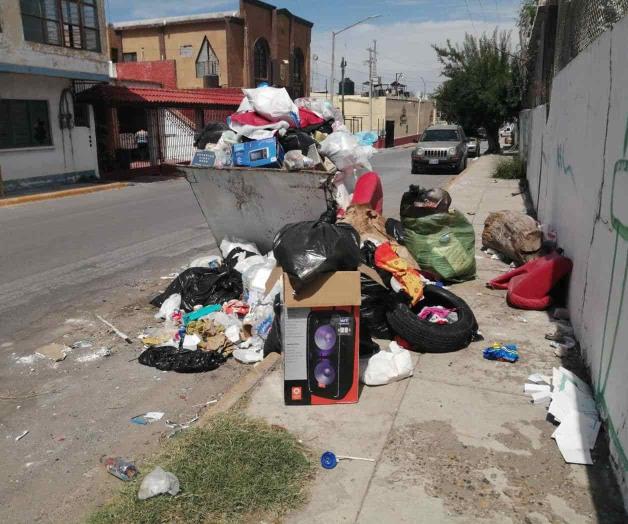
[195,37,220,78]
[253,38,270,85]
[20,0,101,52]
[122,52,137,62]
[0,99,52,150]
[180,44,193,57]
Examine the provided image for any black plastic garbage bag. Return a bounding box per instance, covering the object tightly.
[151,267,242,312]
[139,347,225,373]
[360,273,393,340]
[194,122,229,149]
[273,221,360,293]
[278,130,317,154]
[385,218,406,245]
[400,185,452,219]
[360,240,392,287]
[263,294,282,356]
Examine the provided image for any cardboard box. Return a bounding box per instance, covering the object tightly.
[282,271,361,405]
[232,138,284,168]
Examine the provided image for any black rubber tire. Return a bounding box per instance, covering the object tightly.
[411,163,419,174]
[386,285,478,353]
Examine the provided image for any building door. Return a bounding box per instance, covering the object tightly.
[385,120,395,148]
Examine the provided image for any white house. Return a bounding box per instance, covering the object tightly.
[0,0,110,192]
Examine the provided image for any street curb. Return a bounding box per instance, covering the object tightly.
[0,182,130,207]
[197,352,281,426]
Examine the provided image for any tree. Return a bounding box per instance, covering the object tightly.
[432,30,522,153]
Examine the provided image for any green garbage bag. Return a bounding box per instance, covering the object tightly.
[402,209,476,282]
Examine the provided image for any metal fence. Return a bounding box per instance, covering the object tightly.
[554,0,628,73]
[102,106,233,176]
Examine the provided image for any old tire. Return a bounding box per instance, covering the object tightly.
[386,285,478,353]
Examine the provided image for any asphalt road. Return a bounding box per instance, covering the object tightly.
[0,145,455,343]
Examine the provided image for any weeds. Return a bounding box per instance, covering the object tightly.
[493,156,526,179]
[89,414,313,524]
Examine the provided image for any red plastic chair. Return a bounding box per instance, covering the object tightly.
[351,172,383,214]
[487,252,573,310]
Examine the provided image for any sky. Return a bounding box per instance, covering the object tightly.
[105,0,521,94]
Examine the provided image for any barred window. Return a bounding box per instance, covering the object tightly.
[20,0,101,52]
[195,37,220,78]
[0,99,52,150]
[253,38,270,85]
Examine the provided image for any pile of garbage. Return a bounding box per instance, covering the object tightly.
[191,86,377,213]
[139,238,280,370]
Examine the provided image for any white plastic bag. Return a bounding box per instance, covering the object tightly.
[138,467,180,500]
[188,255,222,269]
[242,258,276,299]
[219,237,261,258]
[243,87,299,125]
[234,254,267,275]
[320,131,373,173]
[283,150,316,171]
[294,97,343,122]
[154,293,181,320]
[359,342,414,386]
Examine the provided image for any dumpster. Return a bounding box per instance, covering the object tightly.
[181,165,331,252]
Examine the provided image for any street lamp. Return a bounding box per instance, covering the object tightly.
[330,14,382,102]
[418,76,427,99]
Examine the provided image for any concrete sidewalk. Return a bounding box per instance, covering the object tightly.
[245,156,627,523]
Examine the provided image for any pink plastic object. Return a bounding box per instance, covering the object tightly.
[351,172,383,214]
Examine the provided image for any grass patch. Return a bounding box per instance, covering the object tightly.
[492,156,526,179]
[89,414,313,524]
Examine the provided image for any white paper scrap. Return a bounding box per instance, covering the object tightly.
[524,383,551,394]
[528,373,551,384]
[531,390,552,404]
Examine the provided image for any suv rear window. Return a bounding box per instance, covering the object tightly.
[421,129,459,141]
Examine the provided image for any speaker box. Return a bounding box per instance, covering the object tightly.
[307,310,355,400]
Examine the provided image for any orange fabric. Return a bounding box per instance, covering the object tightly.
[374,243,424,306]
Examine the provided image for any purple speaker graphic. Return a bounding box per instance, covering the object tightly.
[314,324,336,356]
[314,359,336,386]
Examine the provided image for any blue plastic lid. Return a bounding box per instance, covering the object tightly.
[320,451,338,469]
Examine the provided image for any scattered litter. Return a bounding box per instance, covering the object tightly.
[76,347,112,363]
[154,293,181,320]
[359,342,414,386]
[550,336,576,357]
[35,343,68,362]
[104,457,139,481]
[138,346,225,373]
[224,325,241,343]
[545,322,574,341]
[526,367,600,464]
[15,354,43,365]
[165,415,200,437]
[320,451,375,469]
[188,255,222,270]
[483,343,519,363]
[182,304,221,325]
[130,412,164,425]
[233,347,264,364]
[137,467,180,500]
[71,340,93,349]
[516,316,528,323]
[96,314,132,344]
[192,399,218,409]
[160,272,179,280]
[15,430,29,441]
[182,334,201,351]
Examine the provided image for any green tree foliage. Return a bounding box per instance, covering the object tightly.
[433,30,522,153]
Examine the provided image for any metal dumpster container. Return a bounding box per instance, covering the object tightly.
[181,165,330,252]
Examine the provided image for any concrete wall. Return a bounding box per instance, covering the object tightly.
[521,15,628,507]
[0,73,99,186]
[0,0,108,80]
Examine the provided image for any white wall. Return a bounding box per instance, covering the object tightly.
[522,15,628,507]
[0,73,99,183]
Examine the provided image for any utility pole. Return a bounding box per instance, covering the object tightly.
[366,40,377,132]
[340,57,347,120]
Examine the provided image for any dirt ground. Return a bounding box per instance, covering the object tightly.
[0,250,249,523]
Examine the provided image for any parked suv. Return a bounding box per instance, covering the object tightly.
[411,124,468,174]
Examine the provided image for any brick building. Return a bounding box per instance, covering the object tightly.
[109,0,312,97]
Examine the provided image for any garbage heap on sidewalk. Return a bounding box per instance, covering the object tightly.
[143,86,576,411]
